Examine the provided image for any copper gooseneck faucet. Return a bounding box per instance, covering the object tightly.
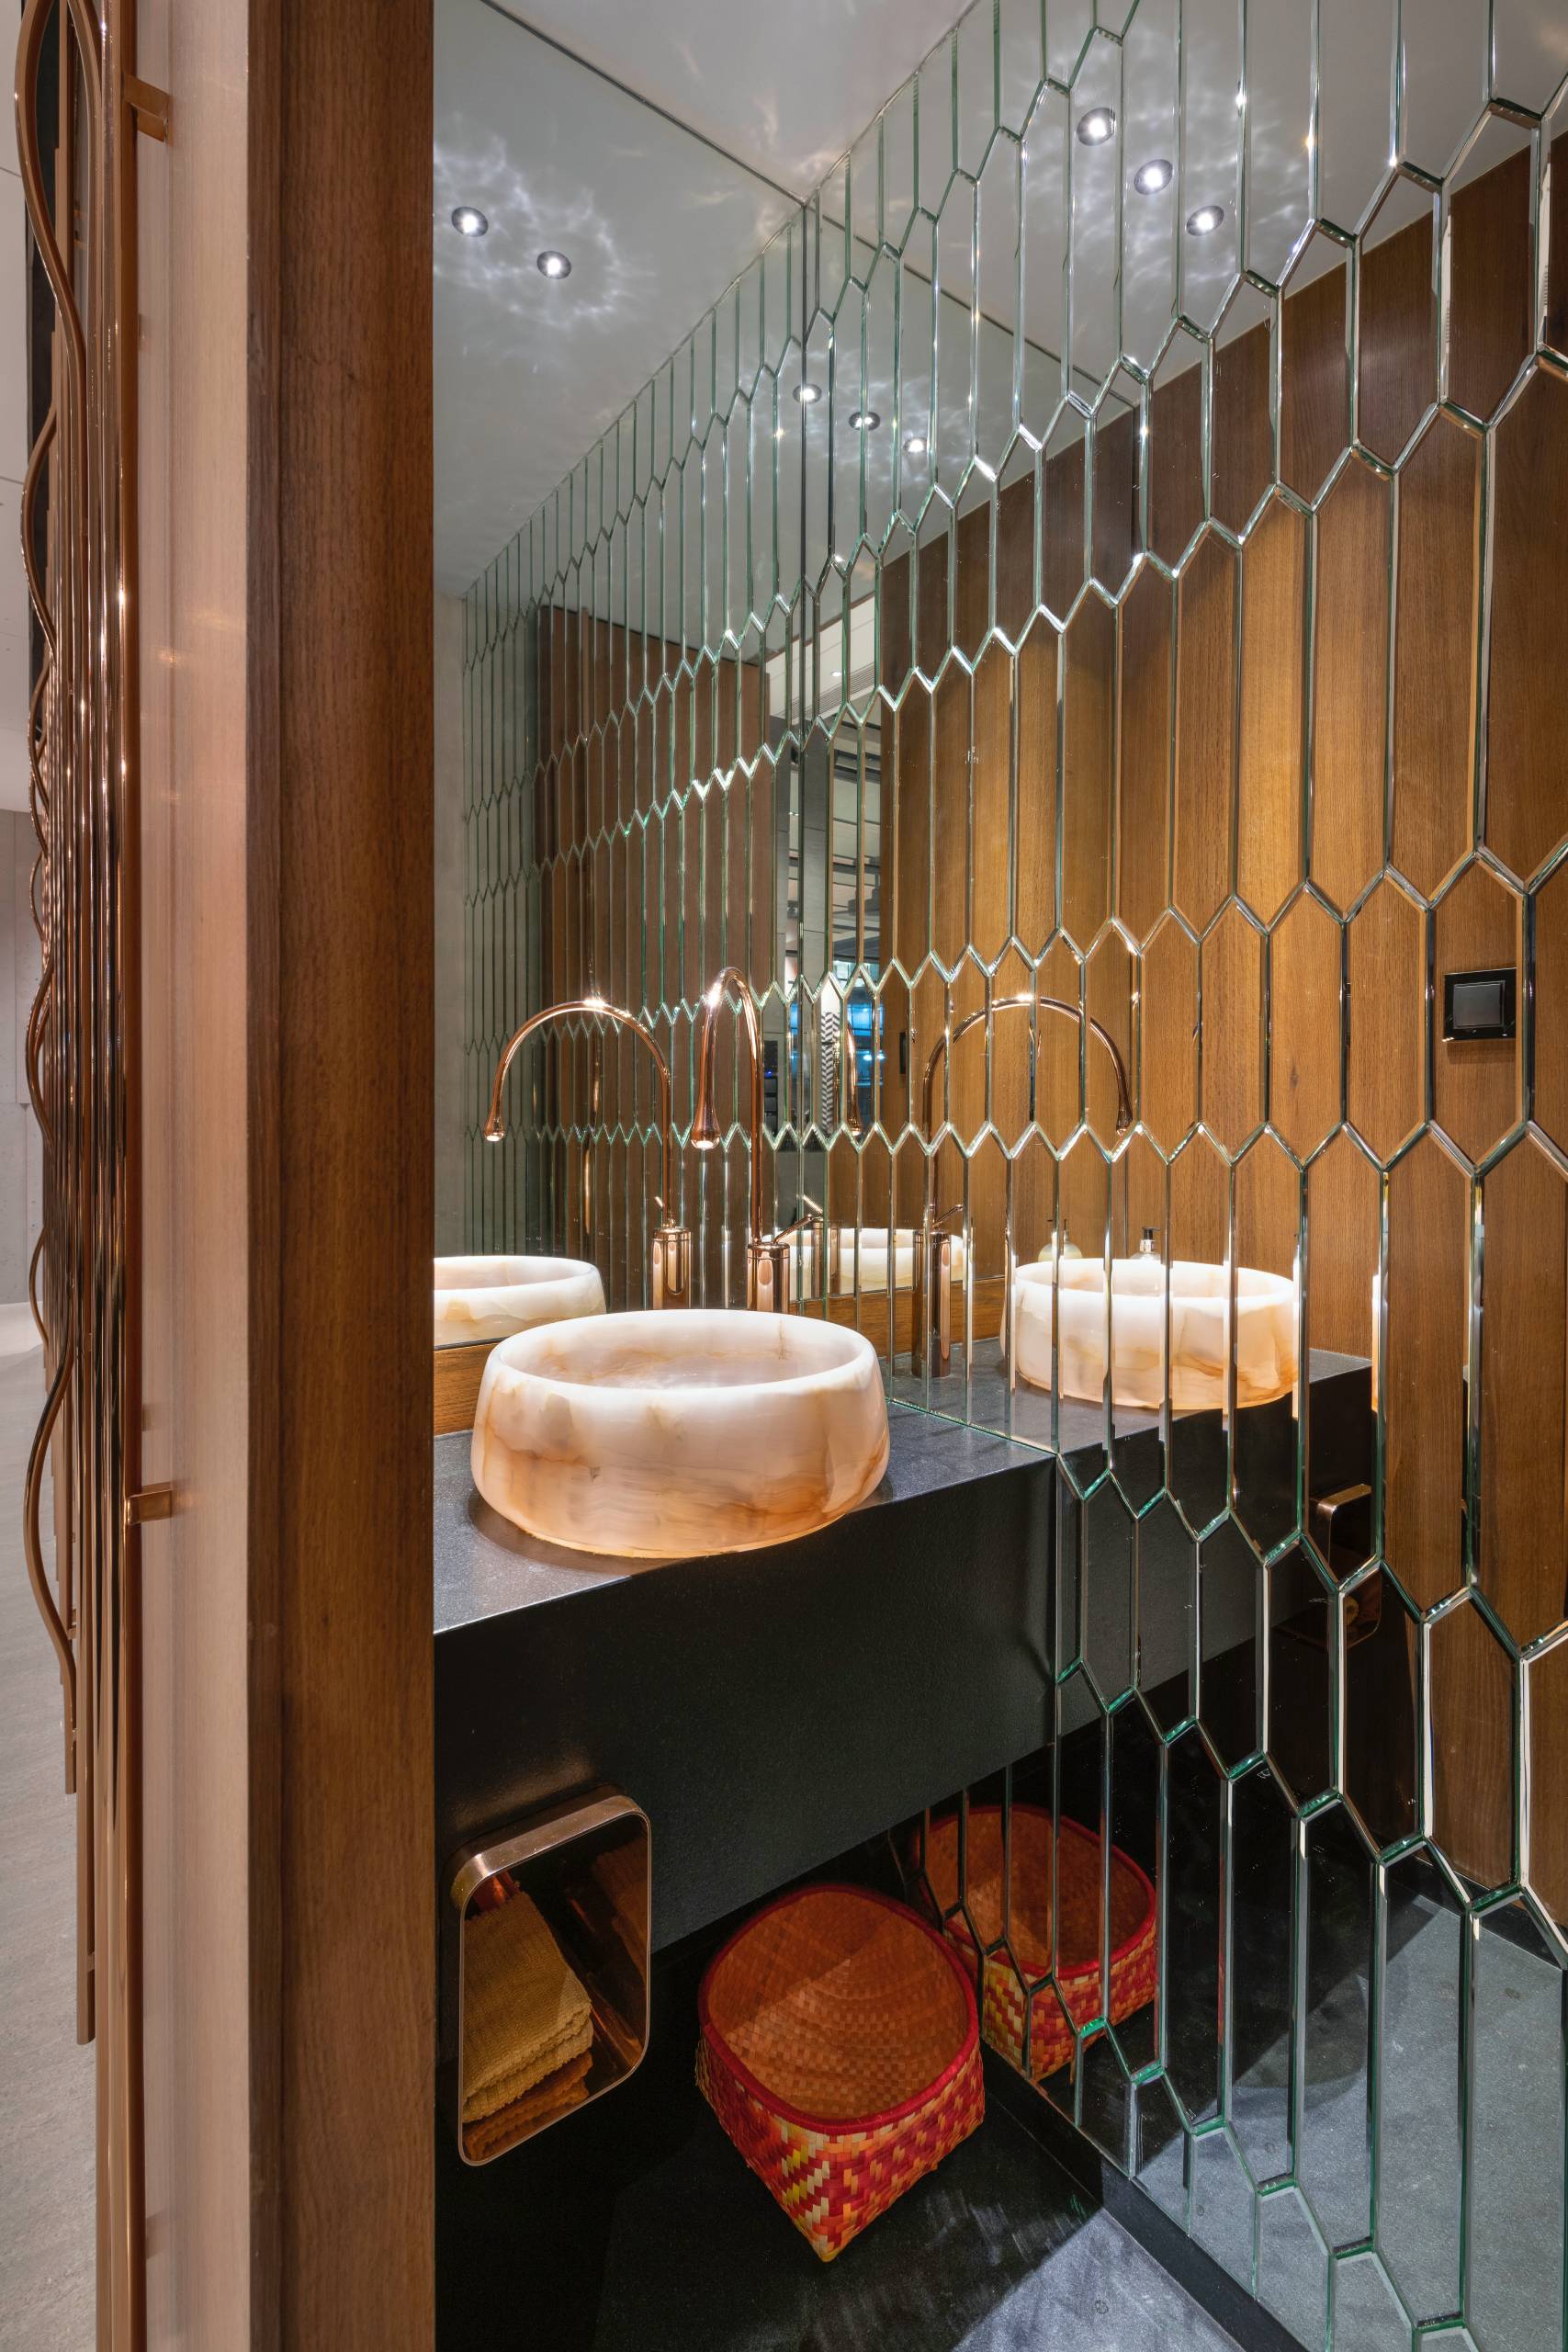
[691,966,797,1311]
[484,997,693,1308]
[914,992,1135,1374]
[920,992,1134,1141]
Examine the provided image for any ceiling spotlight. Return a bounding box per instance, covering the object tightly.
[1076,106,1116,146]
[451,206,489,237]
[1134,156,1173,196]
[902,432,929,458]
[849,407,881,430]
[1185,202,1225,235]
[794,381,823,405]
[536,248,572,278]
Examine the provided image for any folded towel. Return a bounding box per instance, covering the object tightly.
[463,2048,593,2163]
[462,1889,594,2123]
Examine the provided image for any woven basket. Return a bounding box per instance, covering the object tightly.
[695,1883,984,2262]
[917,1807,1156,2083]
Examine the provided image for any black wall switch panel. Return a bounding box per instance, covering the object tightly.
[1443,967,1516,1042]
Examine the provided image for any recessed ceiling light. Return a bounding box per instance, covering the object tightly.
[794,381,823,405]
[903,433,928,458]
[1076,107,1116,146]
[451,206,489,237]
[1186,202,1226,235]
[849,408,880,430]
[1134,156,1173,196]
[536,248,572,278]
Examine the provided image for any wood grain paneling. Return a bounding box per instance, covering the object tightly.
[1347,877,1425,1162]
[1237,495,1307,922]
[1269,892,1343,1159]
[1538,861,1568,1158]
[1359,207,1435,464]
[1431,1598,1515,1891]
[1391,413,1481,895]
[1062,594,1115,948]
[1140,915,1199,1150]
[1213,319,1272,534]
[254,0,436,2335]
[1280,251,1348,503]
[1201,903,1266,1153]
[1116,563,1173,948]
[1173,531,1238,931]
[1551,132,1568,357]
[1149,356,1204,567]
[1448,145,1533,422]
[1310,457,1390,913]
[1485,366,1568,883]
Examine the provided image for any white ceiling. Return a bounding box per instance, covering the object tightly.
[492,0,979,199]
[435,0,1566,604]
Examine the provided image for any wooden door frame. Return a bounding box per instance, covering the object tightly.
[245,0,434,2338]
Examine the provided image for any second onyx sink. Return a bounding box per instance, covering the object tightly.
[470,1308,890,1558]
[1011,1256,1297,1410]
[434,1253,604,1347]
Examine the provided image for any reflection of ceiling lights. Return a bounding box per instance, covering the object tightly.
[1186,202,1225,235]
[849,408,880,430]
[1134,157,1173,196]
[536,249,571,278]
[794,381,823,405]
[1076,107,1116,145]
[902,433,928,458]
[451,206,489,236]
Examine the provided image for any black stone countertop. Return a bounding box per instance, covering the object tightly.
[434,1386,1129,1637]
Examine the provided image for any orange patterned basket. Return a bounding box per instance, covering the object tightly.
[917,1806,1156,2083]
[695,1883,984,2262]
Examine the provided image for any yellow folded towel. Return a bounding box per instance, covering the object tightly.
[463,2047,593,2162]
[462,1890,594,2124]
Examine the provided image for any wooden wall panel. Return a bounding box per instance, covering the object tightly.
[1485,366,1568,883]
[1173,532,1237,932]
[1311,458,1390,912]
[1391,415,1481,896]
[1236,495,1307,922]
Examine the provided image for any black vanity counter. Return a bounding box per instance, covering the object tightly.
[433,1353,1371,1951]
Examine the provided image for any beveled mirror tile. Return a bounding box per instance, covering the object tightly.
[1391,413,1482,897]
[1485,365,1568,884]
[1115,561,1175,949]
[1446,117,1535,424]
[1140,914,1200,1150]
[1212,284,1274,534]
[1308,457,1391,915]
[1149,330,1206,568]
[1229,1760,1298,2187]
[1236,496,1307,923]
[1467,1898,1568,2352]
[1164,1727,1225,2127]
[1191,2124,1256,2287]
[1431,858,1522,1165]
[1346,877,1425,1164]
[1174,530,1240,932]
[1061,593,1116,949]
[1269,891,1343,1158]
[1280,237,1351,503]
[1258,2185,1329,2350]
[1478,1136,1568,1648]
[1201,903,1267,1154]
[1384,1133,1470,1610]
[1430,1596,1516,1893]
[1298,1805,1376,2256]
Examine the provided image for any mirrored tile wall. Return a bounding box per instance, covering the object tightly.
[464,3,1568,2342]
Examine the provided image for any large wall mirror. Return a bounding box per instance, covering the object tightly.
[434,0,1568,2344]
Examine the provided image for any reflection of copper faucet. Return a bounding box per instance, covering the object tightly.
[692,966,795,1310]
[913,993,1134,1374]
[484,997,692,1307]
[920,993,1134,1138]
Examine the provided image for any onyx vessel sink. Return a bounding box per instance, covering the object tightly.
[470,1307,889,1557]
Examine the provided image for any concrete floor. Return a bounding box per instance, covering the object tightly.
[0,1308,95,2349]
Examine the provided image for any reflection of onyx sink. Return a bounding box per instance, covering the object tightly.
[1011,1258,1297,1410]
[434,1254,604,1347]
[471,1308,890,1558]
[791,1227,967,1296]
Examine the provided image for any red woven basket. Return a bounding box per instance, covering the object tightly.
[695,1883,984,2262]
[917,1806,1156,2083]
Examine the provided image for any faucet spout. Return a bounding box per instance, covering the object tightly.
[484,996,691,1306]
[694,966,800,1309]
[920,993,1134,1140]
